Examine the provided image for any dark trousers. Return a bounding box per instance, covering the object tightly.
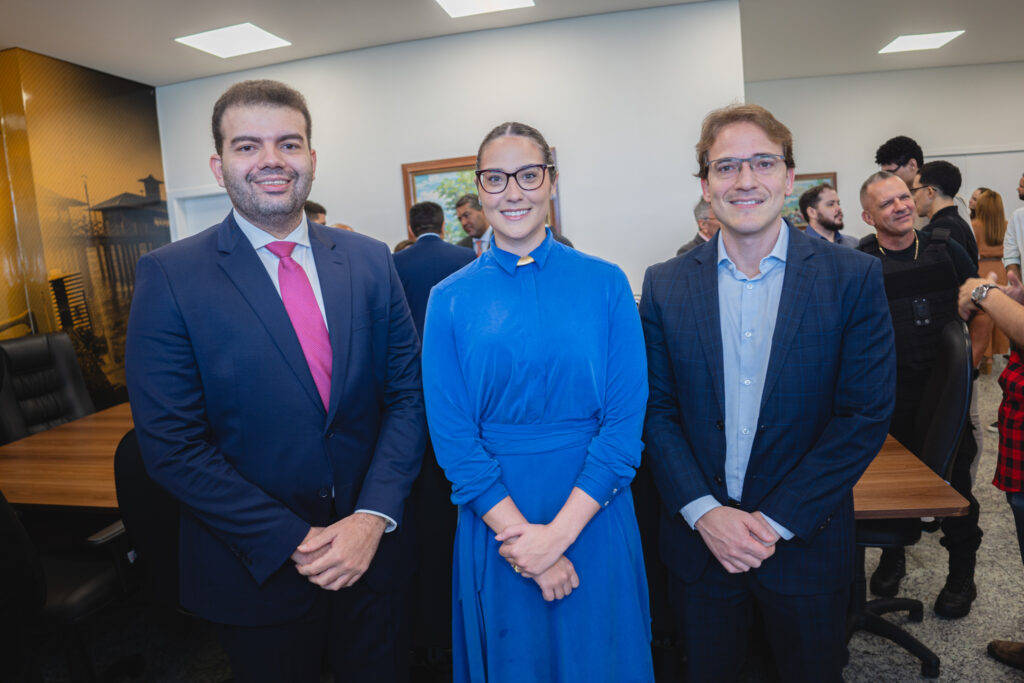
[890,411,983,562]
[1007,491,1024,566]
[214,580,409,683]
[668,561,848,683]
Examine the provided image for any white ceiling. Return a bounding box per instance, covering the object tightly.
[1,0,1022,86]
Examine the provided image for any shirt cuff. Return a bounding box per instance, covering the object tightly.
[680,495,721,530]
[759,512,794,541]
[574,468,623,511]
[354,509,397,533]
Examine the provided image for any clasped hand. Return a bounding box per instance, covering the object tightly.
[495,521,569,577]
[291,512,386,591]
[695,507,780,574]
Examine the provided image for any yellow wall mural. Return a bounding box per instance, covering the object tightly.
[0,48,169,407]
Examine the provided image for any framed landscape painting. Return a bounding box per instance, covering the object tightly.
[783,172,837,230]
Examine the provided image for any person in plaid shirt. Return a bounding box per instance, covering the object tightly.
[959,269,1024,671]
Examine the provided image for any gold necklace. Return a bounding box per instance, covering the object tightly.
[878,232,919,260]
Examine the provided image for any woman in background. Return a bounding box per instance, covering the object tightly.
[973,189,1009,372]
[422,122,654,682]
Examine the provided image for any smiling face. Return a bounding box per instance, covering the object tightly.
[476,135,555,255]
[861,175,916,243]
[210,104,316,237]
[700,121,794,241]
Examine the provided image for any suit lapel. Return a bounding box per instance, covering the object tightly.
[690,238,726,417]
[310,224,351,422]
[760,227,817,411]
[216,214,325,414]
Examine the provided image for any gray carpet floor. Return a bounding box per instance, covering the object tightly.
[24,362,1024,681]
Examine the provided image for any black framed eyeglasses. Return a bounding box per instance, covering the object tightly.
[909,184,931,194]
[705,154,786,179]
[475,164,555,194]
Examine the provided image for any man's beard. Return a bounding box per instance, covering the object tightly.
[819,216,844,232]
[224,168,311,230]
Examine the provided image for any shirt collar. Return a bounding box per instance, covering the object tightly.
[415,232,442,241]
[717,219,789,277]
[489,227,556,275]
[234,208,310,251]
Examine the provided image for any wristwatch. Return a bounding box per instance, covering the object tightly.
[971,283,999,307]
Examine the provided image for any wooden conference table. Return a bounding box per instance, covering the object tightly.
[0,407,967,519]
[0,402,132,509]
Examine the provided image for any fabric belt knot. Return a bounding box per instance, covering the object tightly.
[266,241,332,409]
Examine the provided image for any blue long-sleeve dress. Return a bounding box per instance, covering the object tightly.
[422,229,654,682]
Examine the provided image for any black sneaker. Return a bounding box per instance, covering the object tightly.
[870,549,906,597]
[988,421,999,434]
[935,576,977,618]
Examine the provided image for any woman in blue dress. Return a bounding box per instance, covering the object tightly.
[421,122,654,682]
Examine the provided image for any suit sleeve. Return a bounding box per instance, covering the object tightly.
[573,268,647,507]
[421,284,510,517]
[757,258,896,540]
[639,265,717,514]
[352,248,427,523]
[125,253,309,585]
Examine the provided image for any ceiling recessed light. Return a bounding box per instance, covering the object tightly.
[435,0,534,19]
[878,30,964,54]
[175,22,291,59]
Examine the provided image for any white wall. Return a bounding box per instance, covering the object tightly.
[156,2,744,291]
[747,61,1024,241]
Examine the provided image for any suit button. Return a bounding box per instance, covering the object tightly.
[714,475,724,486]
[326,430,335,438]
[715,420,724,431]
[318,487,330,498]
[759,424,766,431]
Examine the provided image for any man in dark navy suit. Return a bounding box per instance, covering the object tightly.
[640,104,895,682]
[126,80,425,683]
[393,200,473,667]
[393,201,474,337]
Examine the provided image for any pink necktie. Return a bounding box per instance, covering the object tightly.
[265,241,332,409]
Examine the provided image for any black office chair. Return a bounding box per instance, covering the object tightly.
[847,320,973,678]
[0,332,95,435]
[0,488,135,683]
[113,429,181,611]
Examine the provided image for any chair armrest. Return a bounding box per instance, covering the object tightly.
[87,519,125,545]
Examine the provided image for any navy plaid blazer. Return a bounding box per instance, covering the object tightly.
[639,225,895,595]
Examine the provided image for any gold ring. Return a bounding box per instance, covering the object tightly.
[513,564,521,574]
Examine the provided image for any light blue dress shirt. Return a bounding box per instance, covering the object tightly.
[234,209,396,532]
[680,222,794,540]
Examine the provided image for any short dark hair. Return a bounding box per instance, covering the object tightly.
[917,160,961,198]
[212,80,312,155]
[304,200,326,217]
[798,183,835,222]
[409,201,445,236]
[454,193,481,212]
[874,135,923,169]
[696,104,795,180]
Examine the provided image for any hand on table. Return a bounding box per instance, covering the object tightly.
[694,506,778,573]
[495,522,570,577]
[293,513,387,590]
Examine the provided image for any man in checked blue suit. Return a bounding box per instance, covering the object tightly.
[126,80,425,683]
[640,104,896,682]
